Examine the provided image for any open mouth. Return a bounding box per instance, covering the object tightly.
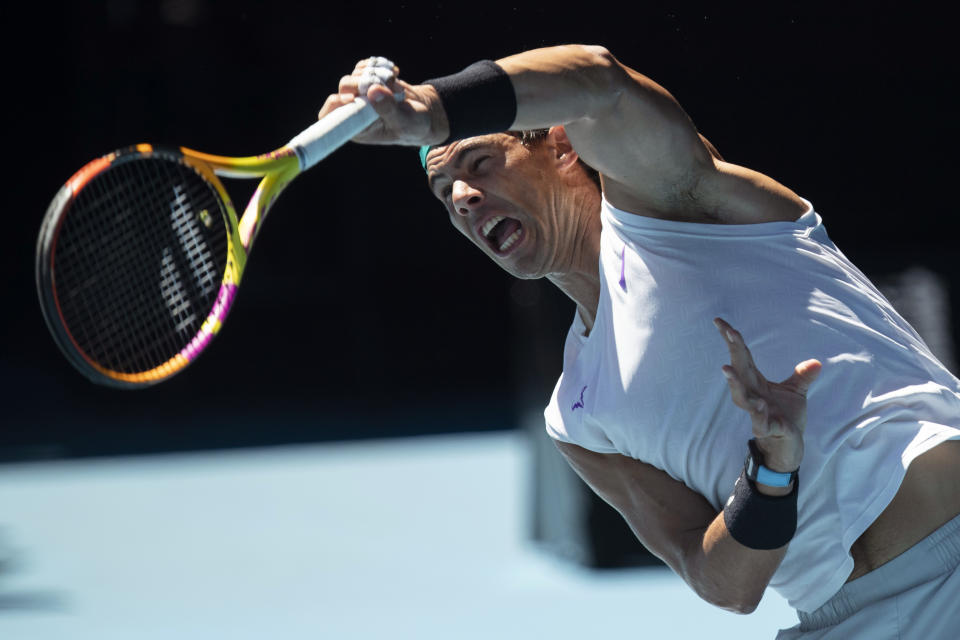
[480,215,524,255]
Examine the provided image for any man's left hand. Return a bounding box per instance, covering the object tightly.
[714,317,822,475]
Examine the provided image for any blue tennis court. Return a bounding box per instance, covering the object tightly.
[0,431,796,638]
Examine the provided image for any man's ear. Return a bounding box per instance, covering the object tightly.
[548,125,580,171]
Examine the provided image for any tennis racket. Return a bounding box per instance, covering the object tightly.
[36,58,398,388]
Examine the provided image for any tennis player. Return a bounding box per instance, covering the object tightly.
[323,46,960,638]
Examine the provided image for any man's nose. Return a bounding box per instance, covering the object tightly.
[451,180,483,216]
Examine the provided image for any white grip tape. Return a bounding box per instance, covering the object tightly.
[287,98,379,171]
[287,56,398,171]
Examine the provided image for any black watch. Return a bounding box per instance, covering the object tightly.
[744,439,798,488]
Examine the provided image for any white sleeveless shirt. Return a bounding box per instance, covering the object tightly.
[544,197,960,612]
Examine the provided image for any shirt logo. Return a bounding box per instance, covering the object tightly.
[619,246,627,291]
[572,385,587,411]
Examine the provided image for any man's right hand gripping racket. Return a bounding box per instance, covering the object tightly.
[36,58,400,388]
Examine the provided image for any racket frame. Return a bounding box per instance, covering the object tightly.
[37,98,378,388]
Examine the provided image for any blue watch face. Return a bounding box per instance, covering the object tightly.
[756,465,794,488]
[745,439,796,487]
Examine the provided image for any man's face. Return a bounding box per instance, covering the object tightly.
[424,133,573,280]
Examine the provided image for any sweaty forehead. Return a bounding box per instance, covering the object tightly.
[423,134,514,175]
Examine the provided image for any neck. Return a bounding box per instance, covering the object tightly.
[546,191,602,334]
[547,269,600,334]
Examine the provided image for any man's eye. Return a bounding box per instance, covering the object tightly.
[472,156,489,171]
[441,187,452,200]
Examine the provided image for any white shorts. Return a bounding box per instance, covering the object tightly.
[776,511,960,640]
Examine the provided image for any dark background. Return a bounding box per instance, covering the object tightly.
[2,1,957,461]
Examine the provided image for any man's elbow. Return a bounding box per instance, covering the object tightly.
[576,45,618,79]
[681,551,768,615]
[720,598,761,616]
[564,44,626,112]
[698,587,763,615]
[579,44,614,63]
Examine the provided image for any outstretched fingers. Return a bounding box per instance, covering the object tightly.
[713,318,821,470]
[784,359,822,395]
[714,317,761,388]
[721,361,767,416]
[714,318,785,436]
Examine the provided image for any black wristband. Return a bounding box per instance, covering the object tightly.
[723,468,798,550]
[423,60,518,144]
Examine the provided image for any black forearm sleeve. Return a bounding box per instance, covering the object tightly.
[723,469,798,550]
[423,60,518,144]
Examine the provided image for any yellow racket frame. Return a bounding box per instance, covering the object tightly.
[41,96,380,387]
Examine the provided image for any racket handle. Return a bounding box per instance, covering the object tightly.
[287,98,379,171]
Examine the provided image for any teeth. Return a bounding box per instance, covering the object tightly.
[499,229,522,252]
[481,216,504,238]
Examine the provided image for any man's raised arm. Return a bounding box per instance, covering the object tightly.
[326,45,806,222]
[327,46,709,206]
[495,45,716,210]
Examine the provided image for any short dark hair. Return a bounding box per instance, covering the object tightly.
[507,129,601,191]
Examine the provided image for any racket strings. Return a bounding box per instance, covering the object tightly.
[53,155,229,374]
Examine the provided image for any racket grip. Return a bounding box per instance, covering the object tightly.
[287,98,379,171]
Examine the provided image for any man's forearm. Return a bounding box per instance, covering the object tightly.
[557,438,795,615]
[675,459,797,612]
[680,508,789,614]
[611,489,789,614]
